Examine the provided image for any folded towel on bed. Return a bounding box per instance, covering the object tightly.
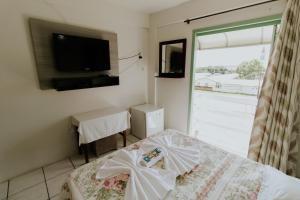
[141,134,201,176]
[96,133,200,200]
[139,147,165,168]
[96,149,177,200]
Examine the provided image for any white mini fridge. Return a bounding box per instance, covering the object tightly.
[130,104,164,139]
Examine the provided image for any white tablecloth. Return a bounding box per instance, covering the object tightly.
[72,107,131,145]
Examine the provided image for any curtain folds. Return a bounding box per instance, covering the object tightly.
[248,0,300,176]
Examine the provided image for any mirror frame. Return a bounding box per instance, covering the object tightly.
[159,39,187,78]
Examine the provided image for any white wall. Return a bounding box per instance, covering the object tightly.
[0,0,149,182]
[148,0,300,177]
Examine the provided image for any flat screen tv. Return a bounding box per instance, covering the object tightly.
[52,33,110,72]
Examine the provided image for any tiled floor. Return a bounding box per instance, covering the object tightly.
[1,134,140,200]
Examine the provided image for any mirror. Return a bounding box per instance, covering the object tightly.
[159,39,186,78]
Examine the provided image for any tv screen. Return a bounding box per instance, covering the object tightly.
[52,33,110,72]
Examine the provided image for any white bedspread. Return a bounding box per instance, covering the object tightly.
[258,165,300,200]
[61,129,300,200]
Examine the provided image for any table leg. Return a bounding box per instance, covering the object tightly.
[92,142,98,157]
[79,146,83,155]
[82,144,89,163]
[75,126,82,155]
[121,131,126,147]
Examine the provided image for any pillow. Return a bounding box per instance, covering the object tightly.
[259,165,300,200]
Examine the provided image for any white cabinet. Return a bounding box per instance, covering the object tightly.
[130,104,164,139]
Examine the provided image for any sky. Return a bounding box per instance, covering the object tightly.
[195,44,272,70]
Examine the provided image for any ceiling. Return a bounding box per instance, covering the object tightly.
[102,0,192,14]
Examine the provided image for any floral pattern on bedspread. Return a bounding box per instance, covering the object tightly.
[61,130,265,200]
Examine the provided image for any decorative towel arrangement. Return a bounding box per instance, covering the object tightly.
[144,134,201,176]
[96,133,201,200]
[140,147,165,168]
[96,149,177,200]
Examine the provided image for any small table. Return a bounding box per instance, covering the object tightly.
[71,107,130,163]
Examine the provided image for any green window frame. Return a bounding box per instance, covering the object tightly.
[187,14,282,133]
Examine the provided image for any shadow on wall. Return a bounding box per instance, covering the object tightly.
[0,117,77,181]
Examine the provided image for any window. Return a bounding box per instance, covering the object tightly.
[189,17,281,157]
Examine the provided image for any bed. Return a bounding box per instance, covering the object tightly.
[61,129,300,200]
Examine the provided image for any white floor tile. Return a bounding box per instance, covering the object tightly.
[117,139,123,149]
[70,155,86,168]
[0,181,8,200]
[127,134,140,143]
[71,151,111,168]
[44,159,74,180]
[8,182,48,200]
[116,135,125,148]
[90,156,97,162]
[9,169,44,196]
[116,134,135,145]
[47,171,71,198]
[87,153,98,162]
[98,150,116,159]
